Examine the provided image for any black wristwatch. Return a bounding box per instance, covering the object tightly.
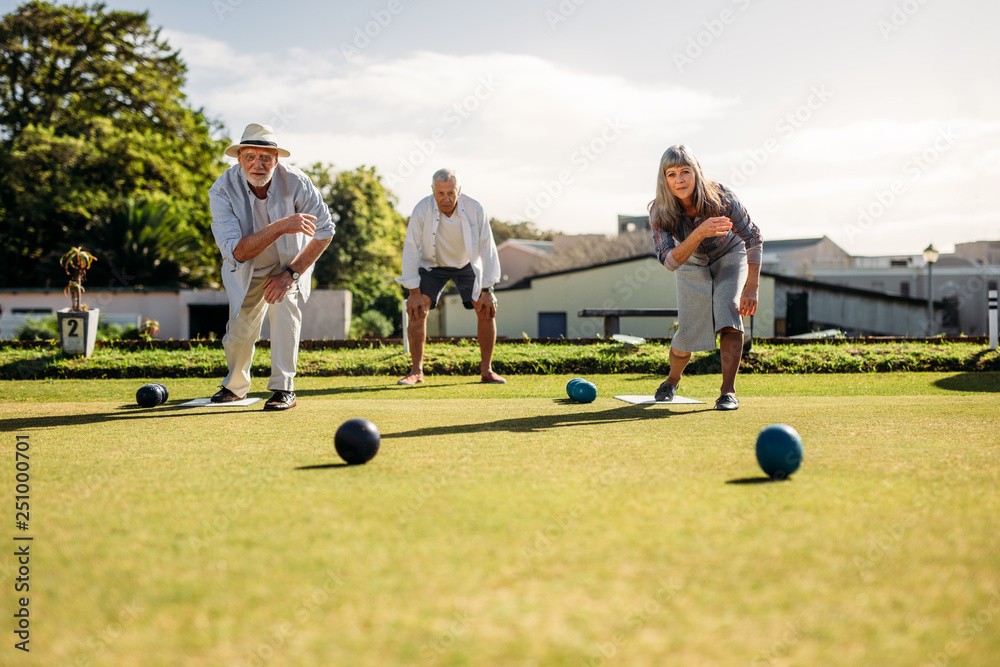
[286,267,300,281]
[482,286,494,294]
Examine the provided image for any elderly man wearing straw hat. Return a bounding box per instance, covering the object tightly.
[208,123,335,411]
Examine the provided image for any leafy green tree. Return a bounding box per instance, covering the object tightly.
[305,164,407,333]
[0,1,226,287]
[85,197,207,288]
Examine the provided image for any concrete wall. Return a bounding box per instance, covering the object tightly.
[774,283,933,336]
[439,256,775,340]
[496,243,549,289]
[809,266,1000,335]
[0,288,352,340]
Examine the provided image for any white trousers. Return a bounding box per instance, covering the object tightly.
[222,274,302,396]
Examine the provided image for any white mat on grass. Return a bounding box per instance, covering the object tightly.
[614,395,705,405]
[178,397,262,408]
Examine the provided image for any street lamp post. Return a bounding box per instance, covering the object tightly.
[923,243,939,334]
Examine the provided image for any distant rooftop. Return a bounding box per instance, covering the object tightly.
[497,238,554,256]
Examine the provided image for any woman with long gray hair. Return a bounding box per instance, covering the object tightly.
[649,145,762,410]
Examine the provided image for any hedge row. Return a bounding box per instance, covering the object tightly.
[1,339,998,380]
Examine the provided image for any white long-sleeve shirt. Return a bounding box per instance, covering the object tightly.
[397,193,501,296]
[209,162,335,318]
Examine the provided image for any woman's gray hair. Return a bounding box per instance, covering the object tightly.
[649,145,723,234]
[432,168,460,190]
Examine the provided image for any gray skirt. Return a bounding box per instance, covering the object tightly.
[670,247,748,353]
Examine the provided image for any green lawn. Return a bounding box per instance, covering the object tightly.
[3,373,999,666]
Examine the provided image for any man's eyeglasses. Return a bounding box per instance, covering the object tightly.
[240,153,276,166]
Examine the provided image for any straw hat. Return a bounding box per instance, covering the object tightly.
[224,123,291,158]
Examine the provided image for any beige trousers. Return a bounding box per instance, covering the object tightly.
[222,274,302,396]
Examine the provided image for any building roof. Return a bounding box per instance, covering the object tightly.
[496,238,554,257]
[762,237,827,255]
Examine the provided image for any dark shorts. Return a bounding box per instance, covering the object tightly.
[419,264,477,310]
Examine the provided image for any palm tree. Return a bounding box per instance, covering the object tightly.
[86,198,209,288]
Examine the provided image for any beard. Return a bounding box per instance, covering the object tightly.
[246,172,273,189]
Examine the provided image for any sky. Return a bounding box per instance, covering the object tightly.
[19,0,1000,256]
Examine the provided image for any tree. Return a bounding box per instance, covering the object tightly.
[305,164,407,333]
[0,1,227,287]
[85,197,208,288]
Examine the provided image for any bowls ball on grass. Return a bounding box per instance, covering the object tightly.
[135,383,166,408]
[571,380,598,403]
[566,378,586,398]
[335,418,381,465]
[755,424,804,479]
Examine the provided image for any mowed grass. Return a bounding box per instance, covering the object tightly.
[2,372,999,666]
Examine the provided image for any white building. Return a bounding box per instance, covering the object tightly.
[0,288,352,341]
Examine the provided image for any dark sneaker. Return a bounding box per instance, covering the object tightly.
[211,387,246,403]
[715,393,739,411]
[264,390,297,411]
[654,380,677,402]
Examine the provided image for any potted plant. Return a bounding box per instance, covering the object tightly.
[57,247,100,356]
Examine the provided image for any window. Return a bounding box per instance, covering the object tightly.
[538,312,567,339]
[899,281,910,297]
[188,305,230,339]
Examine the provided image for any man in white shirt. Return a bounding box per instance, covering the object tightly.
[396,169,505,385]
[208,123,335,410]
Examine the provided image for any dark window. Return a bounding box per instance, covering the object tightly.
[785,292,809,336]
[188,305,230,339]
[899,281,910,297]
[538,312,567,338]
[890,259,909,267]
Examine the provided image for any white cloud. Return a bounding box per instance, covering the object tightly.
[170,35,737,231]
[164,27,998,246]
[781,119,1000,162]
